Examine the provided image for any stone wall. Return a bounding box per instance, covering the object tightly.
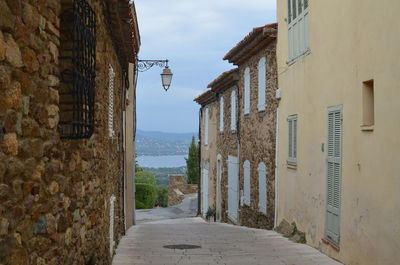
[0,0,133,264]
[168,175,198,207]
[238,40,278,228]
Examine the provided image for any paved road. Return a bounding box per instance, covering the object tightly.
[113,217,342,265]
[135,194,198,224]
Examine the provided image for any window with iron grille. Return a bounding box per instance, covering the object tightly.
[59,0,96,139]
[287,115,298,165]
[108,64,115,138]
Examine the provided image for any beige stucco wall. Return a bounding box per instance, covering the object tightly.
[276,1,400,264]
[200,101,218,216]
[125,63,135,228]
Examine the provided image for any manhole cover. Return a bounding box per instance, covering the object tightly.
[163,244,201,250]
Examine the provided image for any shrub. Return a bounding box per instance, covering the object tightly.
[135,183,156,209]
[135,170,156,186]
[155,186,168,207]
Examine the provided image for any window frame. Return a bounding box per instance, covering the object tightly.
[244,67,250,115]
[231,90,237,131]
[220,96,224,132]
[257,57,267,112]
[287,0,310,65]
[287,115,298,166]
[204,108,209,145]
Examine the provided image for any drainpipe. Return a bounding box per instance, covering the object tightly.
[197,107,202,216]
[274,89,281,228]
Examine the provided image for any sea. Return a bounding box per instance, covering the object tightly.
[136,155,188,168]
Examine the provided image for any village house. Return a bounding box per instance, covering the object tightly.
[195,24,278,227]
[223,24,278,228]
[276,0,400,264]
[194,89,217,218]
[0,0,140,264]
[208,68,239,223]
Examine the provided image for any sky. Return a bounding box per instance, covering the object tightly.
[134,0,277,133]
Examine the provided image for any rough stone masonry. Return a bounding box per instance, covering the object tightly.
[0,0,138,264]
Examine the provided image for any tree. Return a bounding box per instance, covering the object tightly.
[185,136,199,184]
[135,170,156,186]
[155,186,168,207]
[135,153,143,173]
[135,170,157,209]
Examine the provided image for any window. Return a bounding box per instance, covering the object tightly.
[231,90,237,131]
[244,67,250,114]
[108,64,115,138]
[362,80,374,128]
[288,115,297,165]
[243,160,251,206]
[220,96,224,132]
[258,162,267,214]
[258,57,266,111]
[204,108,209,145]
[288,0,310,64]
[59,0,96,139]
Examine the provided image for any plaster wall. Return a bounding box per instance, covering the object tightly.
[276,1,400,264]
[200,101,218,216]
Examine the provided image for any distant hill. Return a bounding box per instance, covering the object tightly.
[135,129,198,156]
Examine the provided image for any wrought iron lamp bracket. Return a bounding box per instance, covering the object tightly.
[137,59,169,72]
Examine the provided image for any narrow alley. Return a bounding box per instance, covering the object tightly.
[112,199,342,265]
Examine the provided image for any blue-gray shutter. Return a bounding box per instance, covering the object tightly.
[288,115,297,165]
[231,90,237,131]
[244,67,250,114]
[258,163,267,214]
[204,108,209,145]
[326,106,342,244]
[203,168,209,215]
[228,156,239,222]
[243,160,251,205]
[258,57,266,111]
[220,96,224,132]
[288,0,310,63]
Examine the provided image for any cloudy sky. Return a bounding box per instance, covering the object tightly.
[134,0,277,133]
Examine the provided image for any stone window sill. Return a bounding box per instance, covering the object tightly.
[322,238,340,252]
[361,125,374,132]
[287,163,297,170]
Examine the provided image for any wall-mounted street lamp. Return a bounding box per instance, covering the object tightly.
[137,59,173,91]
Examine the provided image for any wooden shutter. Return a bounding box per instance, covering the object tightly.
[258,163,267,214]
[288,0,310,63]
[326,106,342,244]
[258,57,266,111]
[244,67,250,114]
[203,169,209,215]
[220,97,224,132]
[204,108,209,145]
[243,160,251,205]
[231,90,237,131]
[288,115,297,165]
[228,156,239,222]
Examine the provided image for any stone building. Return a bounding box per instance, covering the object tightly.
[0,0,140,264]
[193,90,217,217]
[195,24,278,228]
[207,69,239,223]
[223,24,278,228]
[276,0,400,264]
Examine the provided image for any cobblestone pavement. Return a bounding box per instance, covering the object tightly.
[112,217,342,265]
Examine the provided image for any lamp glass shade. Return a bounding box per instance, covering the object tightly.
[161,66,173,91]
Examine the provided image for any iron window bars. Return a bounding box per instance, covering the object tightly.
[59,0,96,139]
